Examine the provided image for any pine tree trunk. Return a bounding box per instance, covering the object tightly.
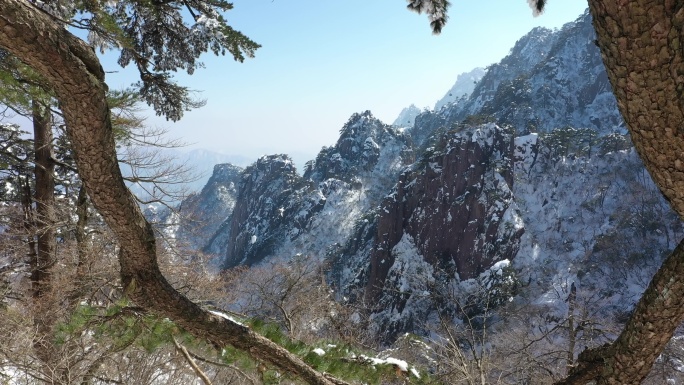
[556,2,684,384]
[566,282,576,372]
[30,101,62,377]
[31,101,55,300]
[0,2,345,384]
[589,1,684,215]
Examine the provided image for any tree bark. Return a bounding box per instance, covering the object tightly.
[566,282,576,372]
[589,1,684,215]
[555,2,684,384]
[30,100,59,370]
[31,100,55,300]
[0,2,345,384]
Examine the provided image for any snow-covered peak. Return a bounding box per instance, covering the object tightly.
[434,67,486,111]
[304,110,407,184]
[392,104,422,128]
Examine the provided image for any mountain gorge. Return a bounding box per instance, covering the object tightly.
[167,10,681,352]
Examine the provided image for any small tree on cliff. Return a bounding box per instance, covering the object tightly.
[410,1,684,384]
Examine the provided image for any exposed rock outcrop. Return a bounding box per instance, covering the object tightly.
[392,104,422,128]
[304,110,410,187]
[434,67,486,111]
[177,163,242,251]
[361,124,523,335]
[224,155,325,267]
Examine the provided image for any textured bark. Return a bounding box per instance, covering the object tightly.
[566,282,576,371]
[0,2,344,384]
[31,101,55,300]
[589,1,684,215]
[556,2,684,384]
[75,186,89,278]
[30,101,59,368]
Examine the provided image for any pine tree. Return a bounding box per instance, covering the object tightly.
[0,1,346,383]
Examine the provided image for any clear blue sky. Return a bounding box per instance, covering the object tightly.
[102,1,589,167]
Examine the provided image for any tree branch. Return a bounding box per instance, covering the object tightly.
[172,335,214,385]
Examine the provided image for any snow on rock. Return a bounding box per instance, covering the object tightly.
[512,132,681,322]
[356,123,524,339]
[165,9,681,352]
[434,67,486,111]
[221,154,326,267]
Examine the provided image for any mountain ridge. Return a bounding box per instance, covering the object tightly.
[162,9,681,347]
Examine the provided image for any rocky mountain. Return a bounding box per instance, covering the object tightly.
[207,111,413,268]
[434,67,486,111]
[512,129,678,325]
[166,10,681,344]
[222,154,326,267]
[432,9,622,135]
[177,163,243,251]
[392,104,421,127]
[361,124,525,336]
[442,25,559,123]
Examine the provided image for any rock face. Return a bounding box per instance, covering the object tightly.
[434,67,486,111]
[304,110,410,187]
[365,124,523,304]
[177,163,242,251]
[510,130,681,325]
[435,11,622,135]
[392,104,422,127]
[447,26,559,121]
[223,155,325,267]
[274,111,413,260]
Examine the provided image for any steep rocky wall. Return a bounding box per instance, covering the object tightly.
[177,163,242,251]
[430,11,622,136]
[364,123,524,307]
[304,110,409,185]
[223,155,325,267]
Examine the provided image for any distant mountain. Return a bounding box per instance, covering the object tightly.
[169,148,253,193]
[177,163,243,252]
[206,111,412,268]
[434,67,486,111]
[437,10,622,134]
[392,104,421,127]
[448,25,560,120]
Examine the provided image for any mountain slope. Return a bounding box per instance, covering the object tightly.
[168,9,681,347]
[434,67,486,111]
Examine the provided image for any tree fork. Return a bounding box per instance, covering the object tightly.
[0,2,345,384]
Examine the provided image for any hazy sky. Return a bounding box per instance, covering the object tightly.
[101,1,589,167]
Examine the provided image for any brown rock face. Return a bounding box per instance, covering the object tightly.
[365,124,524,304]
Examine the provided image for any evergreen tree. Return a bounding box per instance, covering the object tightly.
[0,0,344,384]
